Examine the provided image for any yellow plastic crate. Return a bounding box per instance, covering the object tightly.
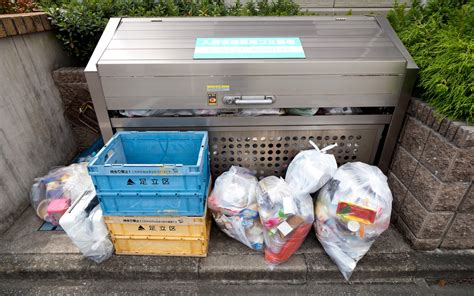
[104,210,210,237]
[111,217,211,257]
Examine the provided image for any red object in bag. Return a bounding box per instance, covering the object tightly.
[264,223,312,264]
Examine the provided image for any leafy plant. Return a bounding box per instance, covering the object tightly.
[388,0,473,122]
[40,0,301,65]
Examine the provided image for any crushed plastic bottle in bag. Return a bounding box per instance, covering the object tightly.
[315,162,392,280]
[30,163,94,225]
[256,176,314,265]
[208,166,264,250]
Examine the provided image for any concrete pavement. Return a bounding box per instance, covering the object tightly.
[0,207,473,294]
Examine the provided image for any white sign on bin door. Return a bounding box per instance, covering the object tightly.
[194,37,306,59]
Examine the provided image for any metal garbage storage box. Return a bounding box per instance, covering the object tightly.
[85,16,417,178]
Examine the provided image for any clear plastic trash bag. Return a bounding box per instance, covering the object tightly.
[321,107,362,115]
[256,176,314,265]
[30,163,94,225]
[314,162,392,280]
[285,141,338,195]
[60,190,113,263]
[120,109,219,117]
[285,108,319,116]
[208,166,264,250]
[212,212,264,251]
[237,109,285,116]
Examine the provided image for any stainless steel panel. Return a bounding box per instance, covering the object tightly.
[110,115,392,128]
[207,127,383,178]
[105,94,398,109]
[375,16,418,173]
[100,47,403,61]
[84,18,122,142]
[119,16,374,22]
[101,75,403,98]
[375,16,417,69]
[97,60,406,77]
[118,21,380,31]
[113,28,383,39]
[107,37,394,50]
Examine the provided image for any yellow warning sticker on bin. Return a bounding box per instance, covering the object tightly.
[207,85,230,92]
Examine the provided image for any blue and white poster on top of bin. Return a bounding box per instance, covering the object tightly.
[193,37,306,59]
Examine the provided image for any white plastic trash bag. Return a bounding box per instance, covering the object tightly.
[285,141,338,195]
[315,162,392,280]
[208,166,264,250]
[60,187,113,263]
[256,176,314,265]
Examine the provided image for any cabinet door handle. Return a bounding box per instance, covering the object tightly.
[224,95,275,105]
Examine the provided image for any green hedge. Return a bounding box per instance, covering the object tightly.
[40,0,301,65]
[388,0,473,122]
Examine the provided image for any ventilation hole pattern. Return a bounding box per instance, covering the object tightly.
[209,130,373,179]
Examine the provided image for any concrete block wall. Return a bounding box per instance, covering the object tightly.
[389,99,473,250]
[0,13,76,234]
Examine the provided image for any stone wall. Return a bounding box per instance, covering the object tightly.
[389,98,473,250]
[0,13,76,234]
[52,67,99,151]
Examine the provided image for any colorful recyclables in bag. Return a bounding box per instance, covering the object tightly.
[315,162,392,280]
[30,163,94,225]
[257,176,314,265]
[208,166,264,251]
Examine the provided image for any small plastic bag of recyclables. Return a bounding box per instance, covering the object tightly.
[208,166,264,251]
[285,141,338,195]
[315,162,392,280]
[30,163,94,226]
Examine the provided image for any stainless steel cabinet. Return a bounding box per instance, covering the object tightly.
[85,16,417,177]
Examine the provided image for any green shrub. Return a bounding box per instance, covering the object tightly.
[40,0,300,65]
[388,0,473,122]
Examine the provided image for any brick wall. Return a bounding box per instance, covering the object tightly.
[0,12,52,38]
[389,99,473,250]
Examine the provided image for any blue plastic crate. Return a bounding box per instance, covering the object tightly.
[98,180,209,216]
[88,131,209,216]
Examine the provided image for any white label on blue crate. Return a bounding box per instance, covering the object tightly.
[125,177,171,186]
[106,216,204,225]
[194,37,306,59]
[107,167,180,176]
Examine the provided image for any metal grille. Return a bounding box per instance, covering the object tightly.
[208,127,381,179]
